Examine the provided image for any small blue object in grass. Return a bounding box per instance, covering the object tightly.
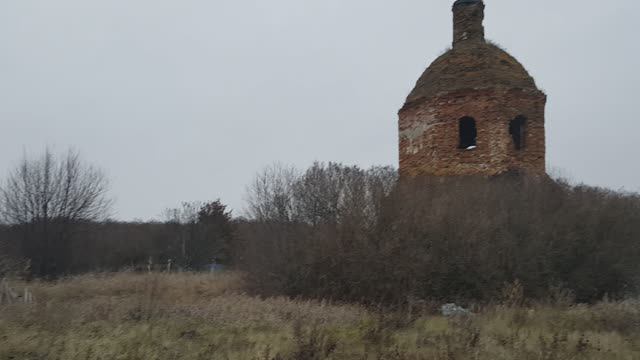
[208,261,226,273]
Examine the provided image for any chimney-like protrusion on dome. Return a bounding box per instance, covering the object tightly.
[452,0,485,48]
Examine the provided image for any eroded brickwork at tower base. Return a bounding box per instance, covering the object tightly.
[399,88,546,177]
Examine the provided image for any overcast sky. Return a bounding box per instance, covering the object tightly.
[1,0,638,220]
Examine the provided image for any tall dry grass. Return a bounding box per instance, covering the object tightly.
[1,272,639,359]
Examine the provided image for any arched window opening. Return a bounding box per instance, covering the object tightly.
[458,117,477,150]
[509,116,527,150]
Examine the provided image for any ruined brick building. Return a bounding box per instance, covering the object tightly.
[399,0,546,176]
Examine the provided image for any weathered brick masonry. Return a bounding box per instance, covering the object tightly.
[399,0,546,177]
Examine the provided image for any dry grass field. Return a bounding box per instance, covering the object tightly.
[1,272,639,360]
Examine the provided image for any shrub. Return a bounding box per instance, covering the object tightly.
[238,164,640,304]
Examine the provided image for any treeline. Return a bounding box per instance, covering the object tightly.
[0,149,233,278]
[2,149,640,304]
[0,209,234,277]
[237,163,640,304]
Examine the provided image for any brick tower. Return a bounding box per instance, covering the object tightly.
[398,0,546,177]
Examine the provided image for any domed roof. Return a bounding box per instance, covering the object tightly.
[404,42,539,107]
[453,0,483,5]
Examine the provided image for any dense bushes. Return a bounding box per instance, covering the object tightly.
[0,226,21,276]
[238,163,640,304]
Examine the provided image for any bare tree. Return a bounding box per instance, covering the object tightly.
[245,163,298,222]
[161,202,201,267]
[245,162,397,227]
[0,149,112,278]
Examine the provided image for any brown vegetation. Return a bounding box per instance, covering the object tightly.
[239,164,640,304]
[2,158,640,358]
[1,272,639,359]
[2,160,640,306]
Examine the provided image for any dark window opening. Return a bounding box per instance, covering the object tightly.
[458,117,477,150]
[509,116,527,150]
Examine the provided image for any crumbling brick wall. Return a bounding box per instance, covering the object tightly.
[399,88,546,177]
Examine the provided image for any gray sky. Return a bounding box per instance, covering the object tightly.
[1,0,639,220]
